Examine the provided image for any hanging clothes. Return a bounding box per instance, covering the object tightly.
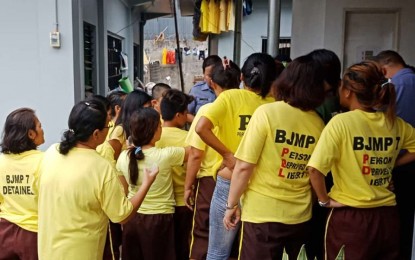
[227,0,235,31]
[208,0,220,34]
[219,0,228,32]
[200,0,210,33]
[243,0,253,16]
[193,0,208,41]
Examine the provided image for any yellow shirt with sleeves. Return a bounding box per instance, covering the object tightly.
[204,89,274,155]
[186,104,220,178]
[156,127,188,207]
[109,124,127,151]
[38,144,133,260]
[117,146,185,214]
[308,110,415,208]
[0,150,43,232]
[235,102,325,224]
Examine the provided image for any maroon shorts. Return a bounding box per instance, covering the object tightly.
[325,206,400,260]
[122,213,175,260]
[174,206,193,260]
[103,222,122,260]
[239,220,310,260]
[189,176,216,260]
[0,218,38,260]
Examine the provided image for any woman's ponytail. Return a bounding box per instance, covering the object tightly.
[128,146,145,185]
[59,129,77,155]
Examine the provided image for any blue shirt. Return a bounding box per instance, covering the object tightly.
[187,81,216,115]
[391,68,415,127]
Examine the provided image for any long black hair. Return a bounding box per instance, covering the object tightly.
[241,53,277,98]
[59,100,107,155]
[127,108,160,185]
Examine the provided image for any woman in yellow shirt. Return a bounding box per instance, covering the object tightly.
[223,55,327,259]
[0,108,44,260]
[196,53,278,260]
[307,61,415,260]
[38,100,157,260]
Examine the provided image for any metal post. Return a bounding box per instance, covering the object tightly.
[233,0,243,66]
[173,0,185,92]
[267,0,281,57]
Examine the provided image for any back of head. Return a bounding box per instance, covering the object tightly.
[342,60,396,125]
[59,100,107,155]
[87,95,110,112]
[273,54,326,111]
[202,55,222,73]
[152,83,171,99]
[1,108,37,154]
[308,49,341,92]
[118,90,152,137]
[375,50,405,67]
[107,90,127,118]
[211,61,241,90]
[241,53,278,98]
[128,108,160,185]
[160,89,194,121]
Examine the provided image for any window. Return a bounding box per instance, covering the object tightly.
[84,22,96,97]
[107,35,123,90]
[261,38,291,58]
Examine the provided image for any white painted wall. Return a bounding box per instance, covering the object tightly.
[291,0,415,65]
[83,0,98,26]
[0,0,75,150]
[216,0,293,63]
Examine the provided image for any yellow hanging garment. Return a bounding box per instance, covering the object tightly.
[161,48,167,65]
[208,0,220,34]
[227,0,235,31]
[200,0,210,33]
[219,0,228,32]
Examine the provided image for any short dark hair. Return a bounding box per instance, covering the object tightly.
[160,89,194,121]
[127,108,160,185]
[241,53,277,98]
[116,89,152,137]
[59,100,107,155]
[308,49,341,92]
[202,55,222,73]
[152,83,171,99]
[273,54,326,111]
[211,61,241,90]
[1,108,37,154]
[107,90,127,118]
[375,50,406,66]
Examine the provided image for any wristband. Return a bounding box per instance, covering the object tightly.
[226,202,238,210]
[318,199,330,207]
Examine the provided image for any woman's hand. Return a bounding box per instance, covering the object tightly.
[328,198,346,208]
[223,206,241,230]
[222,152,236,170]
[184,187,195,211]
[142,164,159,187]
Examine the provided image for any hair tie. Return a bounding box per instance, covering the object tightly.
[381,78,391,88]
[250,67,260,76]
[134,146,142,155]
[84,102,90,106]
[68,129,75,134]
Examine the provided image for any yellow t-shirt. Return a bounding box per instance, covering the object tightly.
[156,127,188,207]
[308,110,415,208]
[117,146,185,214]
[0,150,43,232]
[38,144,133,260]
[200,0,209,33]
[186,103,220,178]
[208,0,220,34]
[204,89,275,155]
[109,125,127,151]
[235,102,325,224]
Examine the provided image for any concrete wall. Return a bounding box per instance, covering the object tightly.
[216,0,293,64]
[0,0,76,150]
[291,0,415,66]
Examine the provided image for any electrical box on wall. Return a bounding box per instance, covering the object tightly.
[50,32,61,48]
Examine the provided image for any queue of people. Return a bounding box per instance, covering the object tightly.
[0,50,414,260]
